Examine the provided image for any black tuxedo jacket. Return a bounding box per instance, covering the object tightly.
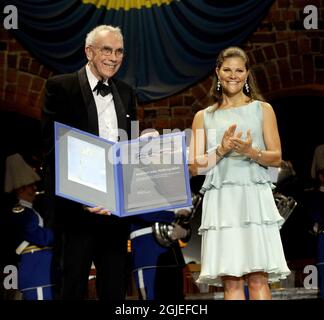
[42,66,136,159]
[41,66,137,230]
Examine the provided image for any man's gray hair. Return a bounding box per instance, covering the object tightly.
[85,25,123,46]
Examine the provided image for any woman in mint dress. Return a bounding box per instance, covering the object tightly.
[189,47,290,300]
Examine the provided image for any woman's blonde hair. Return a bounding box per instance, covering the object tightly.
[209,46,264,110]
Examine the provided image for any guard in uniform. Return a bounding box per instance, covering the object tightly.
[129,211,188,300]
[129,192,202,300]
[309,145,324,299]
[308,167,324,300]
[4,153,55,300]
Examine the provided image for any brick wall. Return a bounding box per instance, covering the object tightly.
[0,28,52,119]
[0,1,323,129]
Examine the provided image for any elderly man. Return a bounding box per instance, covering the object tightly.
[42,25,136,300]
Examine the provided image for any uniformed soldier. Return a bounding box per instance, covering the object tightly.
[128,187,204,301]
[4,153,55,300]
[308,167,324,300]
[129,210,189,300]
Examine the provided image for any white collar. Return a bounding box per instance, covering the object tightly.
[86,64,109,91]
[19,199,33,209]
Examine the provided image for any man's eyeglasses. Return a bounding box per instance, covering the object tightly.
[89,45,124,57]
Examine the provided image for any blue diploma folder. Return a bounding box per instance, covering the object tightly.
[55,122,192,217]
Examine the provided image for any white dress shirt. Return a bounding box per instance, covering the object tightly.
[86,64,119,142]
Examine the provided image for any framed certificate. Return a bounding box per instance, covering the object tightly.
[55,122,192,217]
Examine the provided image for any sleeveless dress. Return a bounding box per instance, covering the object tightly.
[197,100,290,286]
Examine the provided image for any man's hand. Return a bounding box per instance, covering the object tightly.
[175,209,192,219]
[139,129,159,139]
[170,223,189,241]
[83,206,111,215]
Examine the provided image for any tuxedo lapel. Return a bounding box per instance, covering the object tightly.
[77,67,99,135]
[110,79,127,135]
[77,67,128,139]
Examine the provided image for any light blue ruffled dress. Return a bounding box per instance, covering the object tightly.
[197,100,290,286]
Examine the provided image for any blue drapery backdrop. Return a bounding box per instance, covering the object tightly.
[4,0,274,102]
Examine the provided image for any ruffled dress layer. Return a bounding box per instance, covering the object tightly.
[197,101,290,286]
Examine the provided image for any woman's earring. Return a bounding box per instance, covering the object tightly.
[217,80,221,91]
[245,81,249,93]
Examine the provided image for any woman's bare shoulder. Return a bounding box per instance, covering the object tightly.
[192,106,212,128]
[260,101,274,111]
[194,107,210,119]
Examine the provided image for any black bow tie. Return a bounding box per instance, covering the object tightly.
[93,81,112,97]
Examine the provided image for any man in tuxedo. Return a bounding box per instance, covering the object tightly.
[41,25,136,300]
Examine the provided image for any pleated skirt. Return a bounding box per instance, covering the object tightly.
[197,184,291,286]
